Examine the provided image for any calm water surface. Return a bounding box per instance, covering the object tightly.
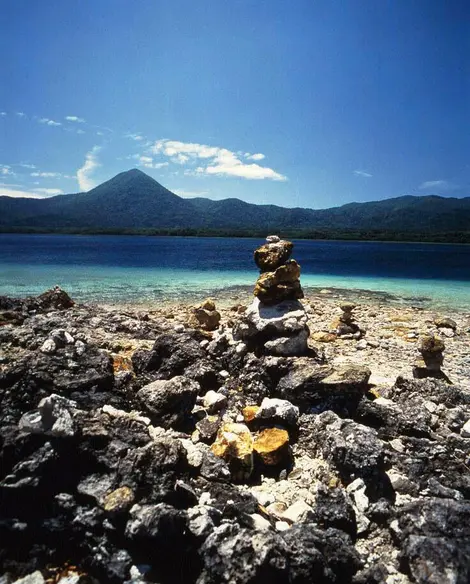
[0,235,469,310]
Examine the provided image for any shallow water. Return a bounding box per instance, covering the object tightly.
[0,235,469,311]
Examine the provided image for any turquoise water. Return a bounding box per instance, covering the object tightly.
[0,235,469,310]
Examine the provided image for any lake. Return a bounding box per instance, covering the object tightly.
[0,234,469,310]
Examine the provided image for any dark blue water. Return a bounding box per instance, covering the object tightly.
[0,234,469,308]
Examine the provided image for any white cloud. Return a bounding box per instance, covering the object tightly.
[0,186,48,199]
[353,170,373,178]
[1,165,13,176]
[247,153,265,161]
[77,146,101,191]
[418,179,456,191]
[16,112,25,117]
[19,163,36,169]
[137,155,169,169]
[39,117,62,127]
[126,133,144,142]
[76,129,85,135]
[31,171,61,178]
[173,189,209,198]
[151,139,287,181]
[65,115,85,123]
[35,188,63,195]
[0,112,6,116]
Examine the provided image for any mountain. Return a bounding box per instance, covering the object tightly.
[1,169,469,235]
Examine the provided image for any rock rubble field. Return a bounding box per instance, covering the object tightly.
[0,238,469,584]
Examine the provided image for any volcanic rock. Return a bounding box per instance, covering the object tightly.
[137,376,200,429]
[253,427,290,466]
[254,239,293,272]
[210,422,254,480]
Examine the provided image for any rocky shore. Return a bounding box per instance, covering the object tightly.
[1,239,469,584]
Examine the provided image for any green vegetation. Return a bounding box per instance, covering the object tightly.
[1,169,469,243]
[1,225,469,244]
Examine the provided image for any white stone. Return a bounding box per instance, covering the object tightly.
[201,390,227,413]
[75,340,86,355]
[174,323,185,333]
[356,340,368,350]
[249,513,272,531]
[266,235,280,243]
[282,500,313,523]
[374,397,395,407]
[255,397,299,426]
[219,370,230,379]
[275,520,290,531]
[40,338,56,354]
[13,571,45,584]
[460,419,470,438]
[389,438,405,453]
[346,478,369,512]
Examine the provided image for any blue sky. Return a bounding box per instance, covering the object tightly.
[1,0,468,208]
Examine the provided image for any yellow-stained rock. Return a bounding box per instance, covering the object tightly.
[102,486,134,513]
[311,331,337,343]
[211,422,253,465]
[253,427,289,466]
[112,354,134,373]
[242,405,260,423]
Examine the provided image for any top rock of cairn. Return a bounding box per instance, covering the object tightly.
[253,236,303,305]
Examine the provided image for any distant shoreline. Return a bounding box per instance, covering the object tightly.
[1,228,469,245]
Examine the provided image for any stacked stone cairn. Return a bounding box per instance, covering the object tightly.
[233,235,310,356]
[331,301,362,338]
[191,298,221,331]
[413,334,447,380]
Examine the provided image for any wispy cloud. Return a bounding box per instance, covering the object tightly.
[246,153,265,161]
[353,170,373,178]
[0,186,50,199]
[35,188,63,195]
[39,117,62,127]
[1,165,14,176]
[31,171,62,178]
[152,139,287,181]
[126,133,145,142]
[18,163,36,169]
[0,112,6,116]
[16,112,26,117]
[77,146,101,191]
[138,156,169,169]
[65,115,85,123]
[173,189,209,198]
[419,179,457,191]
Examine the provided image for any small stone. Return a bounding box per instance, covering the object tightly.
[434,316,457,331]
[253,427,290,466]
[461,419,470,438]
[211,422,254,479]
[174,323,185,333]
[249,513,272,531]
[311,331,337,343]
[266,501,288,519]
[282,500,313,523]
[254,240,294,272]
[346,478,369,513]
[40,338,56,354]
[255,398,299,427]
[275,520,290,531]
[201,298,216,311]
[201,390,228,413]
[242,405,260,423]
[356,339,368,350]
[75,340,86,355]
[266,235,280,243]
[103,486,135,513]
[389,438,405,453]
[419,334,445,353]
[12,571,45,584]
[196,415,221,442]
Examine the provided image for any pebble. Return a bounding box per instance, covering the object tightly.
[40,338,56,354]
[275,520,290,532]
[461,419,470,438]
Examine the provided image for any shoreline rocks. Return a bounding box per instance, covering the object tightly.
[1,280,469,584]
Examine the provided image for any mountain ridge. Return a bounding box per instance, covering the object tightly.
[1,169,469,236]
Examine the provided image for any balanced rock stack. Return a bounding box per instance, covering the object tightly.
[233,236,310,356]
[252,235,303,304]
[331,302,362,338]
[413,334,447,380]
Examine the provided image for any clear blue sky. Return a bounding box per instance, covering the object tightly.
[1,0,468,208]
